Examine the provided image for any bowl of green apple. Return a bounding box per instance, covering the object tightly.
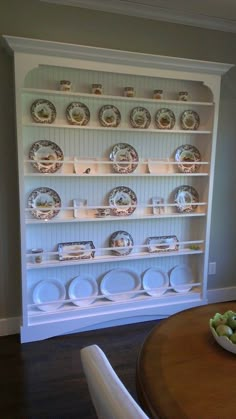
[210,310,236,354]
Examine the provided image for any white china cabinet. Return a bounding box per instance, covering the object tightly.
[3,36,232,342]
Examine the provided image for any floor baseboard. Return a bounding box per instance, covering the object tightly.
[1,287,236,337]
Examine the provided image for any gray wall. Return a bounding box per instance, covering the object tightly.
[0,0,235,320]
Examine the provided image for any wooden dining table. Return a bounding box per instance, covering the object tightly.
[136,302,236,419]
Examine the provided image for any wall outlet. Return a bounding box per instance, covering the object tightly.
[208,262,216,275]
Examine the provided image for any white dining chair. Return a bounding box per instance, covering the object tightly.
[80,344,149,419]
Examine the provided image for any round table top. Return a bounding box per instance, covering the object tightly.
[136,302,236,419]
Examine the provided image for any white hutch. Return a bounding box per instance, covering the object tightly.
[3,36,232,342]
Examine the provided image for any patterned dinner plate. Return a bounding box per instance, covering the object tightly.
[155,108,176,129]
[174,185,199,213]
[130,107,151,129]
[66,102,90,125]
[109,143,139,174]
[174,144,201,173]
[98,105,121,127]
[30,99,57,124]
[180,110,200,130]
[109,230,134,256]
[28,187,61,219]
[29,140,64,173]
[108,186,137,216]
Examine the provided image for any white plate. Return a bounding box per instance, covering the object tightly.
[148,158,169,174]
[32,279,66,312]
[29,140,64,173]
[142,268,169,296]
[100,269,141,301]
[68,275,98,307]
[74,157,97,175]
[66,102,90,125]
[169,264,194,293]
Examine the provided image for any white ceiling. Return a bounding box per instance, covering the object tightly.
[40,0,236,33]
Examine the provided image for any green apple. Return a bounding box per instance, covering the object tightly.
[227,313,236,329]
[230,333,236,344]
[212,313,227,328]
[216,324,233,337]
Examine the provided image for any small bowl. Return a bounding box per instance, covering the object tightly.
[209,315,236,354]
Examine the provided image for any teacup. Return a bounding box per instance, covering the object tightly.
[96,208,110,217]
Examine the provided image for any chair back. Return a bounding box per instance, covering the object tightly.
[80,344,149,419]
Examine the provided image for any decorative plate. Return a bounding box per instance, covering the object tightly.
[30,99,56,124]
[98,105,121,127]
[174,185,199,213]
[129,107,151,129]
[58,241,95,261]
[155,108,176,129]
[66,102,90,126]
[109,143,139,174]
[169,264,194,293]
[74,157,97,175]
[100,269,141,301]
[68,275,98,306]
[146,235,179,253]
[32,279,66,312]
[29,140,64,173]
[142,268,169,296]
[180,110,200,130]
[109,230,134,256]
[28,187,61,220]
[174,144,201,173]
[108,186,137,216]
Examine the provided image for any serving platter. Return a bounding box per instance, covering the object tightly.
[28,187,61,220]
[169,264,194,292]
[98,104,121,127]
[142,268,169,296]
[129,107,151,129]
[29,140,64,173]
[32,279,66,312]
[109,143,139,174]
[108,186,137,216]
[100,269,141,301]
[66,102,90,125]
[174,144,201,173]
[155,108,176,129]
[68,275,98,306]
[30,99,56,124]
[180,110,200,130]
[146,235,179,253]
[174,185,199,213]
[109,230,134,256]
[58,241,95,261]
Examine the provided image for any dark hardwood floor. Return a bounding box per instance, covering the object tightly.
[0,320,158,419]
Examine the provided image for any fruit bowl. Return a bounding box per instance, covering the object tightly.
[210,311,236,354]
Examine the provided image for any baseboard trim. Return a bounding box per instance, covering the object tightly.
[0,316,21,336]
[1,288,236,337]
[207,287,236,303]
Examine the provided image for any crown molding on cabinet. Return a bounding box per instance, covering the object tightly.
[2,35,233,77]
[40,0,236,33]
